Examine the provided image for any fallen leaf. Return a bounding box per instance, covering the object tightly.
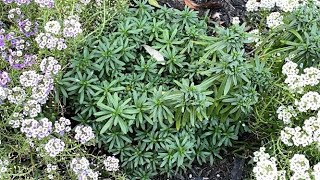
[148,0,161,8]
[142,45,165,65]
[184,0,199,9]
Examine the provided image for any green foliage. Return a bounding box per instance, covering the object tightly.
[59,0,268,178]
[260,1,320,67]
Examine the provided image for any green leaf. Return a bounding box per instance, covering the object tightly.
[148,0,161,8]
[100,119,114,134]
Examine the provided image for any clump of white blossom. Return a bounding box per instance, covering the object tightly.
[252,147,279,180]
[54,117,71,135]
[44,21,61,35]
[266,12,283,28]
[35,32,67,50]
[246,0,309,12]
[45,138,65,157]
[295,92,320,112]
[8,112,23,128]
[276,105,297,124]
[0,159,9,179]
[20,118,52,139]
[34,0,55,8]
[23,99,41,117]
[80,0,91,5]
[63,15,83,38]
[19,70,42,87]
[40,57,61,75]
[253,148,320,180]
[70,157,99,180]
[46,164,58,179]
[7,87,26,105]
[103,156,119,172]
[74,125,95,144]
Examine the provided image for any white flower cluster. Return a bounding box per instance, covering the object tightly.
[266,12,283,28]
[44,21,61,35]
[252,147,279,180]
[313,162,320,179]
[46,164,58,179]
[44,138,65,157]
[19,70,42,87]
[7,87,26,105]
[280,126,311,147]
[253,149,320,180]
[103,156,119,172]
[63,15,83,38]
[54,117,71,135]
[40,57,61,75]
[290,154,310,177]
[0,159,9,178]
[8,8,23,21]
[295,91,320,112]
[245,0,305,12]
[80,0,91,5]
[20,118,52,139]
[282,60,320,93]
[280,112,320,147]
[290,154,316,179]
[231,17,240,25]
[8,112,23,128]
[0,87,7,102]
[276,105,297,124]
[74,125,95,144]
[30,75,54,105]
[70,157,99,180]
[34,0,55,8]
[23,99,41,117]
[35,32,67,50]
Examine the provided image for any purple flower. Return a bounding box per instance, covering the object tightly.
[18,19,38,37]
[0,71,10,87]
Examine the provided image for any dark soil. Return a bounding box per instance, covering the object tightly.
[157,0,247,26]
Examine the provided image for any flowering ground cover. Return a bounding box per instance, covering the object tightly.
[1,0,320,179]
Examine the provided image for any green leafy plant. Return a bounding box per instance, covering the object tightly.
[59,0,268,178]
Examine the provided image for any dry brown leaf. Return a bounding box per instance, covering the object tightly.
[183,0,199,9]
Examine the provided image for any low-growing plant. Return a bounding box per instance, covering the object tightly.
[60,0,270,178]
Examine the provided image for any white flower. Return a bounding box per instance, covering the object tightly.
[74,125,95,144]
[80,0,91,5]
[54,117,71,135]
[45,21,61,35]
[103,156,119,172]
[246,0,260,11]
[296,92,320,112]
[44,138,65,157]
[63,15,83,38]
[277,105,297,124]
[19,71,42,87]
[266,12,283,29]
[290,154,310,173]
[231,17,240,25]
